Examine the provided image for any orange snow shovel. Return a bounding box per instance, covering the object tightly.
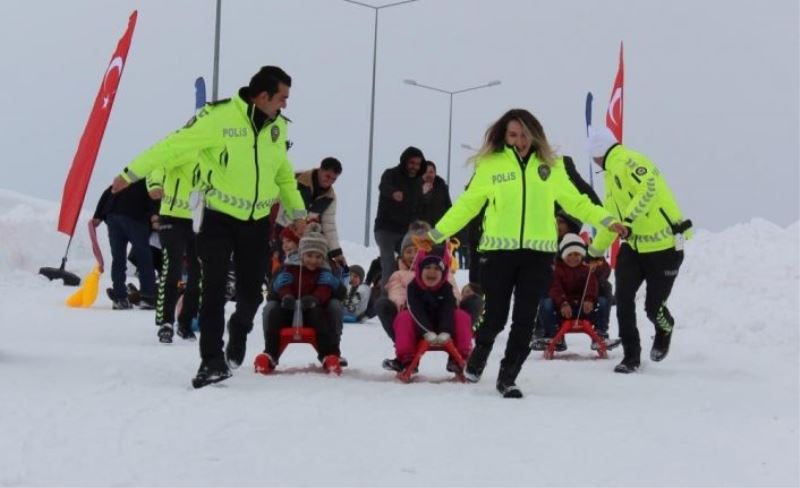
[66,220,104,308]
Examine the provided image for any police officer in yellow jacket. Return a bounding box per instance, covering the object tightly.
[587,126,692,374]
[111,66,307,388]
[146,158,202,345]
[429,109,627,398]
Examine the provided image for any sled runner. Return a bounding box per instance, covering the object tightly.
[397,338,467,383]
[543,319,619,360]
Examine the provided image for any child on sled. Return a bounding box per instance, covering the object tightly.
[388,244,473,374]
[533,233,612,351]
[257,225,342,374]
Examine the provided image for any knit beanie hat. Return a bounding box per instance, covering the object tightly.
[587,125,619,159]
[349,265,365,283]
[280,226,300,245]
[299,223,328,257]
[414,245,449,290]
[399,220,432,253]
[559,233,587,260]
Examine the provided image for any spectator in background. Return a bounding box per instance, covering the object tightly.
[417,161,452,227]
[374,146,427,283]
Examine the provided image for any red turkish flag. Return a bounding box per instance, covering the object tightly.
[606,42,624,143]
[57,11,137,236]
[606,42,624,267]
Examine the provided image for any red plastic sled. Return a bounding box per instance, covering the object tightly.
[544,318,608,359]
[397,339,467,383]
[278,326,318,356]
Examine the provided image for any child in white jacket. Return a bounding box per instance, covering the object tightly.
[343,265,371,323]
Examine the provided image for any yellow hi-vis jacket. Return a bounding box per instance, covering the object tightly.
[589,144,692,255]
[146,158,200,220]
[430,146,616,253]
[119,92,306,222]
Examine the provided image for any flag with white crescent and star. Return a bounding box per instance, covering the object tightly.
[57,11,137,236]
[605,42,624,267]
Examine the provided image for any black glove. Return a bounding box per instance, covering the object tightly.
[281,295,296,310]
[300,295,319,310]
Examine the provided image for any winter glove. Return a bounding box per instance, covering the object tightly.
[423,331,438,344]
[582,301,595,315]
[281,295,296,310]
[560,302,572,319]
[436,332,451,344]
[300,295,320,310]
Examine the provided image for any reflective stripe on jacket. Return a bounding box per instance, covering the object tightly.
[120,92,306,222]
[590,144,692,255]
[432,147,615,253]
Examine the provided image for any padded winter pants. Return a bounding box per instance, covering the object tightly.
[393,309,473,364]
[615,244,684,356]
[263,300,341,359]
[197,210,269,362]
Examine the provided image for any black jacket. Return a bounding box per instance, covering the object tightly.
[406,279,456,335]
[93,180,156,225]
[555,155,602,227]
[374,156,428,234]
[417,176,452,227]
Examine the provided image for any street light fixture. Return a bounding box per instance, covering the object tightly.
[343,0,419,247]
[403,79,501,186]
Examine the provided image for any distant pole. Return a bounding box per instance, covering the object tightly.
[342,0,419,247]
[403,79,501,186]
[212,0,222,101]
[365,8,378,247]
[446,93,453,185]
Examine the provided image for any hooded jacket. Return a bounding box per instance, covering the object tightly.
[374,147,428,233]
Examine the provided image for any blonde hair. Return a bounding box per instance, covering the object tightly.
[468,109,555,167]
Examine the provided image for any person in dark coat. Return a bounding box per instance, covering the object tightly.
[92,179,158,309]
[373,146,428,283]
[417,161,452,227]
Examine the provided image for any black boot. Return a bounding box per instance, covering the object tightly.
[650,328,673,362]
[496,365,523,398]
[157,324,174,344]
[225,321,248,370]
[465,343,492,383]
[176,322,197,340]
[191,356,232,388]
[614,346,641,374]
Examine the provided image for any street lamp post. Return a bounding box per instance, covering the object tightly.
[343,0,419,247]
[403,79,501,185]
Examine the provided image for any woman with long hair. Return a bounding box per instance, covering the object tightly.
[429,109,627,398]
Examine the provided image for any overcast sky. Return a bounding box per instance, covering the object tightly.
[1,0,797,245]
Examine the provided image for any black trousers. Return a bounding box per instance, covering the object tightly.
[197,210,269,362]
[263,300,340,359]
[615,243,684,356]
[156,216,200,327]
[477,250,555,372]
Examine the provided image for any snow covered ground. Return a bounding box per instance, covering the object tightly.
[0,189,797,486]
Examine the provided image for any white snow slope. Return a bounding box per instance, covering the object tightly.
[0,189,798,487]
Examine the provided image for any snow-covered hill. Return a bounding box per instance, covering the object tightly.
[0,189,797,486]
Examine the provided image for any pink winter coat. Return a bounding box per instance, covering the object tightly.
[385,258,461,310]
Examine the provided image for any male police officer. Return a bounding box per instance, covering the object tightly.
[112,66,307,388]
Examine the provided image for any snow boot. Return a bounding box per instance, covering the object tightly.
[650,328,672,362]
[126,283,142,305]
[254,352,277,375]
[157,324,174,344]
[446,356,462,374]
[382,358,403,372]
[191,357,232,388]
[225,322,247,370]
[614,348,641,373]
[176,322,197,341]
[465,343,492,383]
[496,366,523,399]
[322,355,342,375]
[112,297,132,310]
[138,296,156,310]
